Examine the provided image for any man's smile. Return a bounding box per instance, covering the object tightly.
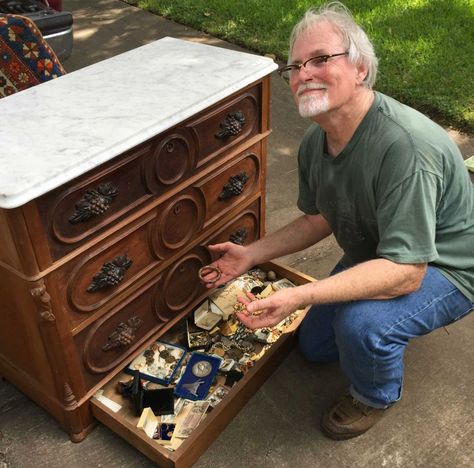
[297,83,328,98]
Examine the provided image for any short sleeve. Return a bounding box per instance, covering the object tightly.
[297,138,320,215]
[376,170,441,263]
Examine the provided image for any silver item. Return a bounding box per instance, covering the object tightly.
[191,360,213,378]
[182,379,205,396]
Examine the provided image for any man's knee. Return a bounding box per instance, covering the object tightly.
[332,302,384,354]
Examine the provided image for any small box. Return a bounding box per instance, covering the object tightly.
[126,340,186,385]
[137,407,176,444]
[153,423,176,445]
[174,353,221,400]
[130,370,175,416]
[137,407,159,438]
[186,319,212,351]
[193,300,222,330]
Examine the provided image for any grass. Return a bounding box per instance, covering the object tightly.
[125,0,474,132]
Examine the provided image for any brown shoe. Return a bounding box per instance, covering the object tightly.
[320,393,389,440]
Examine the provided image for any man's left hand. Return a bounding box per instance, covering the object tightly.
[235,289,302,329]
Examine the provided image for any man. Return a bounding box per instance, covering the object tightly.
[201,2,474,440]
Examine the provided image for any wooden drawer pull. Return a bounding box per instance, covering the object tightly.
[69,182,119,224]
[229,228,248,245]
[87,254,133,292]
[219,171,249,200]
[102,316,143,351]
[215,111,246,139]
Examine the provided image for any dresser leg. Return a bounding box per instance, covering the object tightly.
[69,419,98,443]
[63,396,98,443]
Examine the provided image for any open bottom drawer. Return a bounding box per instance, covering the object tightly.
[90,262,315,468]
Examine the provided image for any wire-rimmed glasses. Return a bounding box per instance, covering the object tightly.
[278,52,349,83]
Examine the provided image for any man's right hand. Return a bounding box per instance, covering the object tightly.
[201,242,254,288]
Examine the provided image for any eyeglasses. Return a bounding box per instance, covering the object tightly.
[278,52,349,83]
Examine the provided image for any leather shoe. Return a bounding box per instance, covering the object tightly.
[320,393,390,440]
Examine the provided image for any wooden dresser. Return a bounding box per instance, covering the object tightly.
[0,37,313,466]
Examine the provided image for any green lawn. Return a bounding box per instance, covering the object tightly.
[126,0,474,132]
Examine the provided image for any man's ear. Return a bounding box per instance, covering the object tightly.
[356,64,368,84]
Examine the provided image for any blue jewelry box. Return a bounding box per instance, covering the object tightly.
[174,352,221,400]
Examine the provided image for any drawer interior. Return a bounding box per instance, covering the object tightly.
[90,262,315,467]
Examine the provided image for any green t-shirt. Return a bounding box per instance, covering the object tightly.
[297,92,474,301]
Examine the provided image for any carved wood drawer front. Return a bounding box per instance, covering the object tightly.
[196,147,260,229]
[35,143,154,262]
[206,199,260,248]
[188,84,260,168]
[61,187,206,322]
[142,127,197,198]
[75,246,211,390]
[62,210,159,321]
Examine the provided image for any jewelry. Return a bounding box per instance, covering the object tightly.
[198,265,222,284]
[191,360,212,378]
[233,323,251,342]
[237,340,253,353]
[211,345,225,357]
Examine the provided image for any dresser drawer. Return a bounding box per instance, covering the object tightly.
[204,198,260,247]
[188,82,261,168]
[90,262,315,468]
[32,143,153,263]
[27,84,263,267]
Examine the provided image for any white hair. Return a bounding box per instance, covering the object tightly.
[289,1,378,89]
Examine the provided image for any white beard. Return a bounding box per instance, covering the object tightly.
[298,92,330,118]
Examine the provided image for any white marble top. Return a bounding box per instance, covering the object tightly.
[0,37,277,208]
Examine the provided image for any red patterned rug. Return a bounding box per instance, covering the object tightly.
[0,14,65,98]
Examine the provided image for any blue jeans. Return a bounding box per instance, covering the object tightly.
[298,265,473,408]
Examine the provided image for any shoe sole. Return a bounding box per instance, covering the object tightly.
[320,420,369,441]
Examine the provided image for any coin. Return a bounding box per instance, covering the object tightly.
[191,360,212,378]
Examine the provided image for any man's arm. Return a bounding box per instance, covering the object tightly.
[297,258,427,303]
[247,213,333,264]
[239,259,427,329]
[203,213,332,287]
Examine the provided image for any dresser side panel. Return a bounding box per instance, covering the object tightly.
[0,271,56,390]
[0,207,41,276]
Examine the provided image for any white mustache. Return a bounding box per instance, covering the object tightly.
[297,83,327,97]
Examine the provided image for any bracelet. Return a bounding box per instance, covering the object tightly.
[198,265,222,284]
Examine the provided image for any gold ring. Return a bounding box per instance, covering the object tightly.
[198,265,222,284]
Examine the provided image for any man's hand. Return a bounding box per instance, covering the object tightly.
[235,288,302,329]
[201,242,254,288]
[200,214,332,289]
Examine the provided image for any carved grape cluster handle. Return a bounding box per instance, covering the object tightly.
[102,316,143,351]
[69,182,118,224]
[219,171,249,200]
[229,228,248,245]
[215,111,246,139]
[87,254,133,292]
